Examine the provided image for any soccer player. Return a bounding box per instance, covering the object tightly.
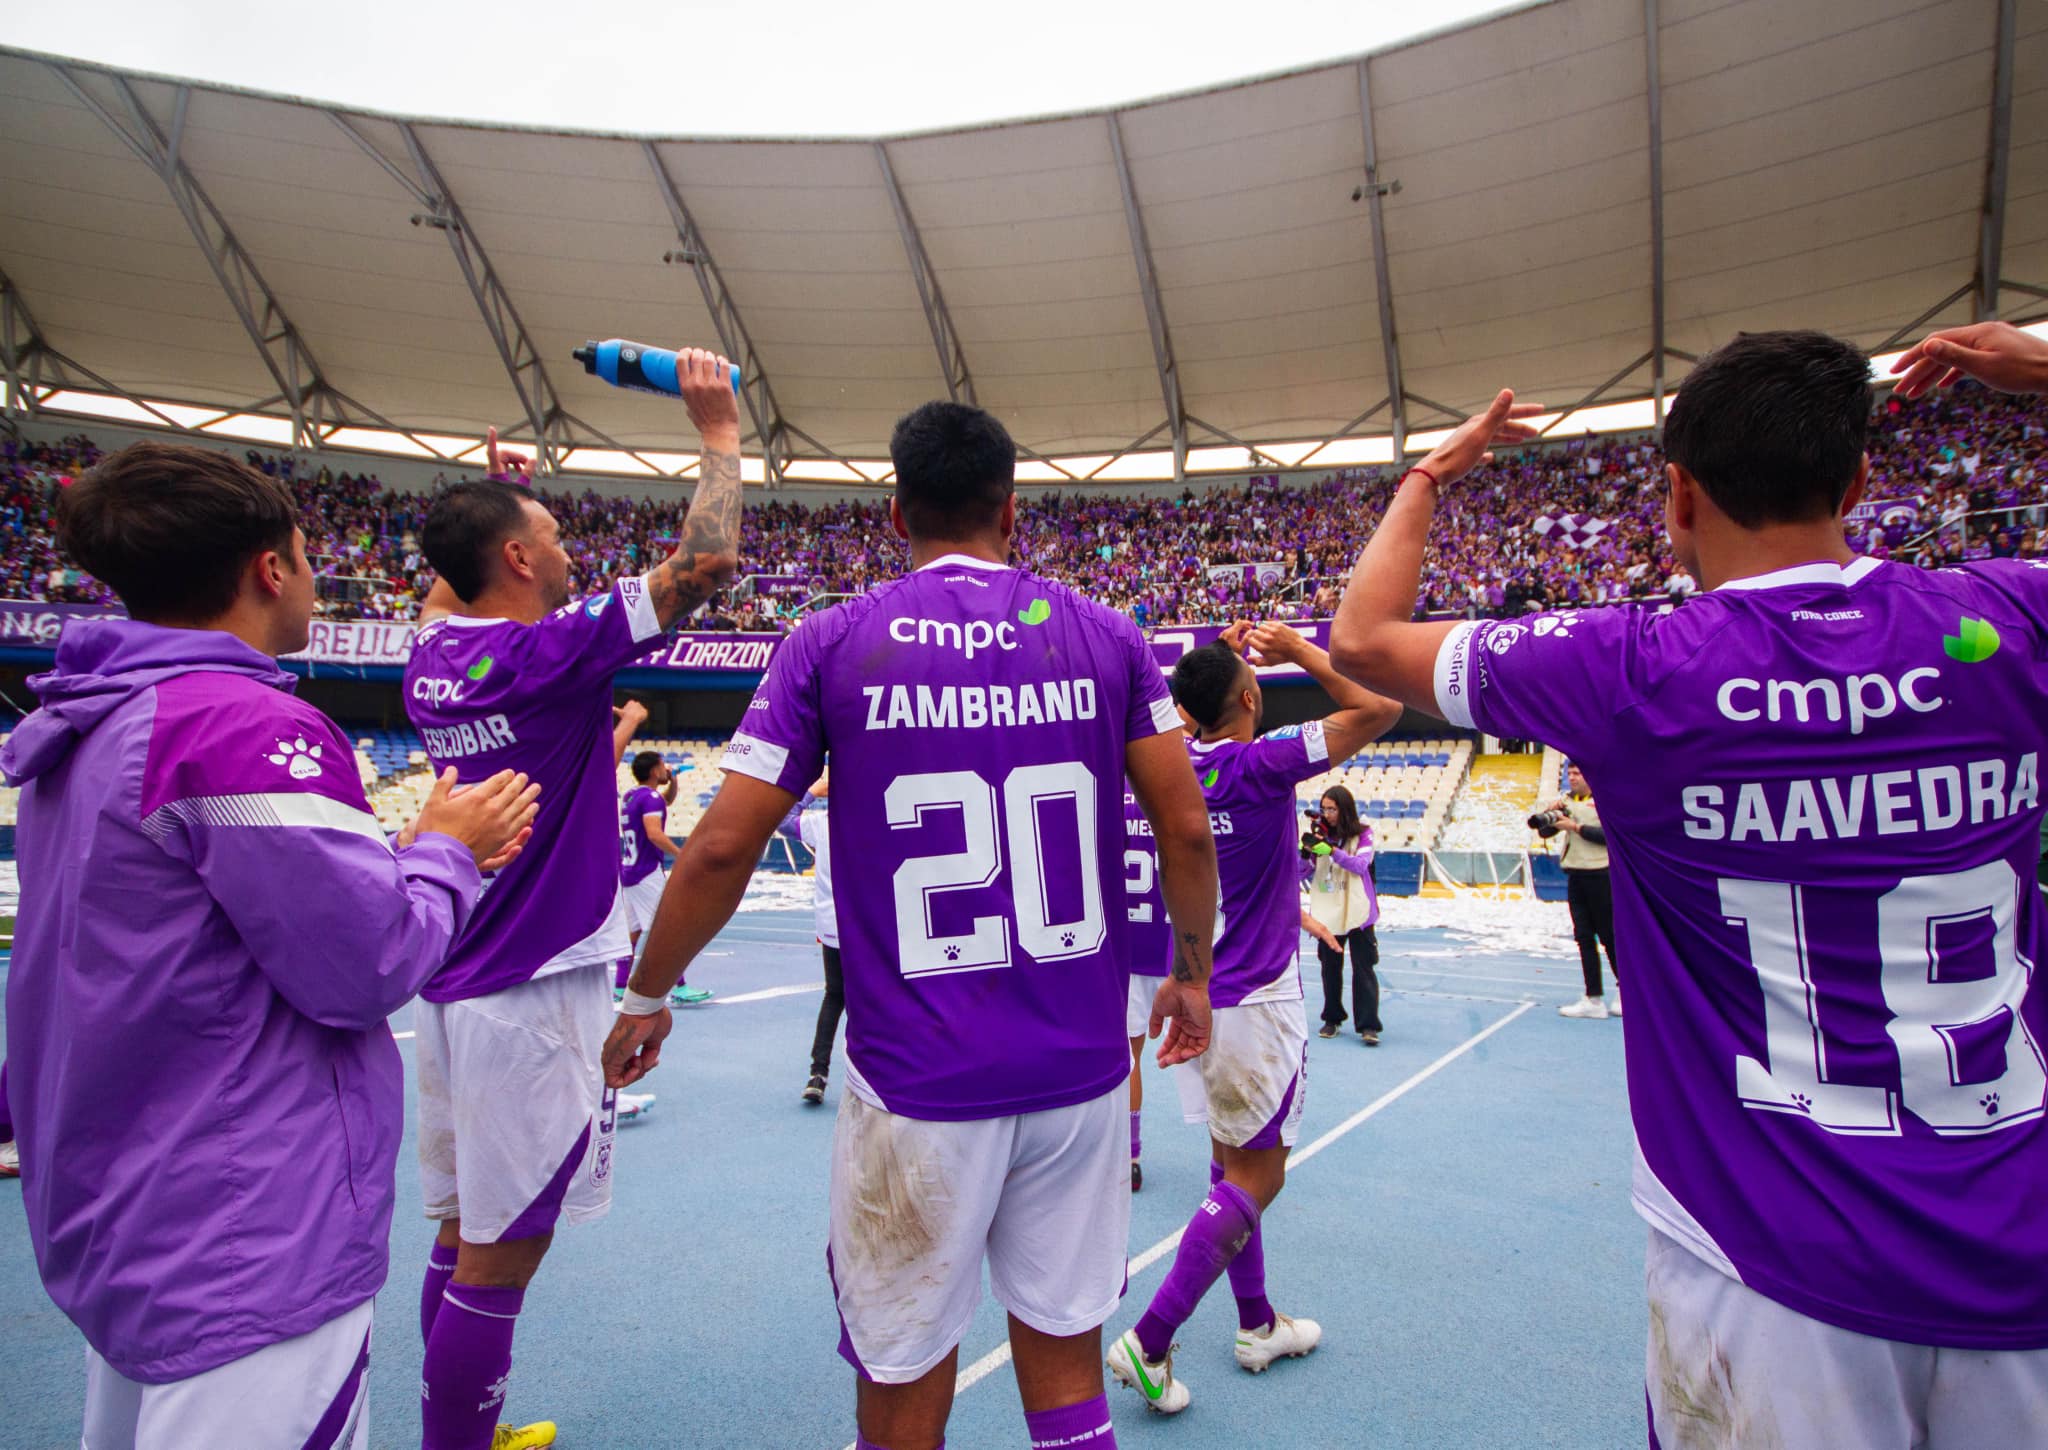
[1,442,536,1449]
[775,768,841,1105]
[604,400,1221,1450]
[612,703,707,1009]
[403,351,745,1450]
[1122,778,1175,1188]
[1108,620,1400,1413]
[1330,322,2048,1448]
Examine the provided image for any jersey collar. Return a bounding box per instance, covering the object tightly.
[916,553,1009,574]
[1713,556,1883,593]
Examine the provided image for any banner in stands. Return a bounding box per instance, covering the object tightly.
[1,601,1333,680]
[1205,561,1290,590]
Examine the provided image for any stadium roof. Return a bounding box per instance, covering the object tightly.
[0,0,2041,487]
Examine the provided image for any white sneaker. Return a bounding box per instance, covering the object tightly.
[616,1093,656,1122]
[0,1140,17,1178]
[1235,1310,1322,1372]
[1610,981,1623,1016]
[1559,996,1610,1020]
[1108,1329,1190,1414]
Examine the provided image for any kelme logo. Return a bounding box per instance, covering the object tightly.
[1943,617,2000,664]
[466,654,495,682]
[1017,598,1051,627]
[1202,768,1219,789]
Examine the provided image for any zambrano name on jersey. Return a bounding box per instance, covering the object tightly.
[862,679,1098,732]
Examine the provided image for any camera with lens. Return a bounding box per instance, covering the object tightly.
[1527,807,1569,835]
[1301,809,1330,859]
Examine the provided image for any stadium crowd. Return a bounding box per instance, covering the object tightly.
[3,381,2042,627]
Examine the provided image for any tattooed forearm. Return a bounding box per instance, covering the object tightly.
[647,440,744,628]
[1171,929,1211,986]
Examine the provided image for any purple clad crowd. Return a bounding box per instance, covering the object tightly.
[3,381,2042,629]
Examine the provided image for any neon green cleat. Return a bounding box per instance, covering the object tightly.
[491,1422,557,1449]
[669,984,714,1005]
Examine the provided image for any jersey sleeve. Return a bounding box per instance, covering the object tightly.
[1241,719,1333,791]
[1431,609,1634,764]
[1960,559,2048,662]
[1115,612,1182,741]
[520,575,666,690]
[721,617,825,796]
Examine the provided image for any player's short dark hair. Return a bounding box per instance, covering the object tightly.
[890,401,1016,541]
[631,750,663,783]
[1662,330,1872,530]
[1171,643,1246,730]
[423,480,531,603]
[56,441,298,623]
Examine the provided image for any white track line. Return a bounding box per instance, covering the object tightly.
[715,982,826,1005]
[1384,985,1546,1006]
[393,1030,415,1040]
[836,998,1535,1448]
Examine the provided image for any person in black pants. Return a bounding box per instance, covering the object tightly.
[777,771,842,1101]
[1300,786,1383,1044]
[1543,762,1618,1019]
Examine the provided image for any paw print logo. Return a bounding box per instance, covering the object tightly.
[265,736,324,780]
[1533,612,1582,640]
[1981,1092,2001,1116]
[1060,930,1076,948]
[1790,1092,1813,1113]
[944,944,962,961]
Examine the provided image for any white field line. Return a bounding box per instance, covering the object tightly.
[714,982,826,1005]
[837,998,1536,1447]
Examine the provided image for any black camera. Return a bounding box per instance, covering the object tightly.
[1301,810,1330,859]
[1528,807,1568,833]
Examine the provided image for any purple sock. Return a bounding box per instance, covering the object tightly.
[1210,1162,1272,1331]
[1135,1179,1259,1361]
[615,954,633,990]
[1026,1394,1116,1448]
[1129,1110,1141,1161]
[419,1245,459,1344]
[422,1283,523,1450]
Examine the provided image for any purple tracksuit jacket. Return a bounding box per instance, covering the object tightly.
[0,619,483,1383]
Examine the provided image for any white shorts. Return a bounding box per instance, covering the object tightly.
[1127,974,1166,1037]
[827,1087,1130,1384]
[622,870,666,936]
[415,963,617,1243]
[83,1300,372,1450]
[1173,998,1309,1149]
[1646,1228,2048,1449]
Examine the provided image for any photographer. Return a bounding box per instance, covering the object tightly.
[1531,762,1616,1020]
[1299,786,1383,1044]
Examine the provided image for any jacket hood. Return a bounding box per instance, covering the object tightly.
[1,618,294,786]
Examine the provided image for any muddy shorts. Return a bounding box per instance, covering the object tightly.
[1645,1227,2048,1448]
[826,1086,1130,1383]
[1172,998,1309,1149]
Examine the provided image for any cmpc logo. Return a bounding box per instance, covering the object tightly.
[1943,616,2000,664]
[1017,598,1051,627]
[411,675,468,706]
[888,615,1019,660]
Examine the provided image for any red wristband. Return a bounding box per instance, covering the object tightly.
[1403,464,1440,490]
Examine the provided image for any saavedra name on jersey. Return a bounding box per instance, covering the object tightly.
[1681,752,2039,842]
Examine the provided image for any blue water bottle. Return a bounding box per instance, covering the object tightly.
[572,339,740,396]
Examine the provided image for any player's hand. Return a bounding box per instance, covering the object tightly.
[1218,620,1255,656]
[677,347,742,439]
[1150,979,1212,1066]
[408,767,542,871]
[1890,322,2048,400]
[1245,621,1312,668]
[809,767,830,800]
[485,426,534,481]
[603,1007,674,1088]
[614,699,650,730]
[1413,389,1546,487]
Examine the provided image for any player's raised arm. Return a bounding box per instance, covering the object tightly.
[603,772,798,1086]
[611,699,649,766]
[1125,729,1218,1065]
[645,349,746,630]
[1328,391,1544,711]
[1242,621,1400,762]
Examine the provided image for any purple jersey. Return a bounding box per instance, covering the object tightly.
[723,554,1181,1121]
[1122,785,1173,978]
[620,785,667,886]
[404,576,666,1001]
[1435,557,2048,1348]
[1190,723,1329,1009]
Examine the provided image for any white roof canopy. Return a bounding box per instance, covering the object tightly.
[0,0,2038,484]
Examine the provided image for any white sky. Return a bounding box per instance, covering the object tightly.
[0,0,1530,137]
